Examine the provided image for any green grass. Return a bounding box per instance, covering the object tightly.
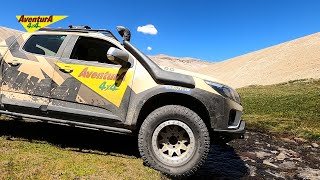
[0,119,165,179]
[237,79,320,140]
[0,136,164,179]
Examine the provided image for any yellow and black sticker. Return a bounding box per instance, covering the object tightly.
[56,63,133,107]
[16,15,67,32]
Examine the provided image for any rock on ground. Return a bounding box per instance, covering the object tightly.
[192,131,320,179]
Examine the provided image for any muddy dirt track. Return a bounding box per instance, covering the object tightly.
[0,119,319,179]
[193,132,320,179]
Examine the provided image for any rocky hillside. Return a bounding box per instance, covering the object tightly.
[200,32,320,88]
[150,33,320,88]
[149,54,212,72]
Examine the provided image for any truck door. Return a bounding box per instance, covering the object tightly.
[48,35,135,126]
[1,33,68,115]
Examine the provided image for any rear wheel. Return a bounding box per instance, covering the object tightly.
[138,105,210,178]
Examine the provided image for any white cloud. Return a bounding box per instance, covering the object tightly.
[147,46,152,51]
[137,24,158,35]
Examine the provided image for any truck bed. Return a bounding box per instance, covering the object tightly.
[0,27,23,43]
[0,27,23,59]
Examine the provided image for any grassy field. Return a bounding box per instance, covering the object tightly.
[0,120,165,179]
[237,79,320,140]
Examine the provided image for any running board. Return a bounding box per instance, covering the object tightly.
[0,110,132,135]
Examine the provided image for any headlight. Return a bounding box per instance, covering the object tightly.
[205,81,241,103]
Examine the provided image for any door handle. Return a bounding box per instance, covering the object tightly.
[8,60,20,66]
[59,66,73,73]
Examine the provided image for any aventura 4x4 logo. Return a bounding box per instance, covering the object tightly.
[16,15,67,32]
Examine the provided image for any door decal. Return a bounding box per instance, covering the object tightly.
[56,62,132,107]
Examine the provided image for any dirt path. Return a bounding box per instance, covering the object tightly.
[193,131,320,179]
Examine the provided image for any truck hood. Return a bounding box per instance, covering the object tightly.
[160,66,231,87]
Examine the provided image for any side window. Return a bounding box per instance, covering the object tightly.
[70,36,118,65]
[23,35,66,56]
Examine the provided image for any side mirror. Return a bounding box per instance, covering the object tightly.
[107,47,129,65]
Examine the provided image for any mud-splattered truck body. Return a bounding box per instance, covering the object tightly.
[0,26,245,177]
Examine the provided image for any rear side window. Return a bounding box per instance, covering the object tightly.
[23,35,66,56]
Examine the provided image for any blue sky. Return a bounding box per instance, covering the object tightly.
[1,0,319,61]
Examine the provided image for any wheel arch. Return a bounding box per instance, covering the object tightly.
[134,92,211,133]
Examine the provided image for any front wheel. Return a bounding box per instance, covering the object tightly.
[138,105,210,178]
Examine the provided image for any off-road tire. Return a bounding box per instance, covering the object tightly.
[138,105,210,178]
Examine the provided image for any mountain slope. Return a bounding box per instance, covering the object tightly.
[149,54,212,71]
[200,32,320,88]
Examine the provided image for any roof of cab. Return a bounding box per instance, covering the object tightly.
[38,25,119,41]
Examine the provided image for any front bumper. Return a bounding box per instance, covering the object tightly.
[191,88,245,140]
[211,97,245,140]
[214,120,246,139]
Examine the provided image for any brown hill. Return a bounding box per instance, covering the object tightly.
[200,32,320,88]
[149,54,213,71]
